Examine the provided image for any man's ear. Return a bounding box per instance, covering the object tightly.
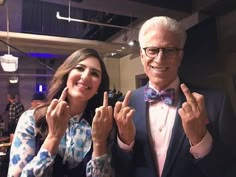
[140,48,145,66]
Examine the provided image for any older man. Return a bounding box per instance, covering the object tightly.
[112,16,236,177]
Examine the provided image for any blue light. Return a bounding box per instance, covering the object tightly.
[29,53,64,59]
[36,84,47,93]
[39,85,43,92]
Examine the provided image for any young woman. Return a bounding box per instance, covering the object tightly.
[8,48,113,177]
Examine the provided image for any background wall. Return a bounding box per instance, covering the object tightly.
[119,54,143,93]
[104,58,120,91]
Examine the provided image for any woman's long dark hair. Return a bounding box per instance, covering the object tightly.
[34,48,110,139]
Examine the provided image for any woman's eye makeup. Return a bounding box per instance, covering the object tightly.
[75,65,84,71]
[91,71,100,77]
[75,65,101,78]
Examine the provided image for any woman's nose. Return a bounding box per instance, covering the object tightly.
[81,70,89,80]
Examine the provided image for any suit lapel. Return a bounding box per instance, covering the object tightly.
[133,86,159,176]
[133,87,147,130]
[161,90,186,177]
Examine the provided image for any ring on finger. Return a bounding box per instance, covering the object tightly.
[188,97,196,103]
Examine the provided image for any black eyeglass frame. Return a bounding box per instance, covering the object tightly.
[143,47,183,58]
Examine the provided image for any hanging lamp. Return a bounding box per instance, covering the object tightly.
[0,6,18,72]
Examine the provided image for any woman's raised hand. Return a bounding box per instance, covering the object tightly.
[92,92,113,156]
[46,87,70,140]
[114,90,135,145]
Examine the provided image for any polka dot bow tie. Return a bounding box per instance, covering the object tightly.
[144,87,175,106]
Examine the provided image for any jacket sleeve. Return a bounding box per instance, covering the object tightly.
[195,92,236,177]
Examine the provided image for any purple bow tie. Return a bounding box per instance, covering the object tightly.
[144,87,175,105]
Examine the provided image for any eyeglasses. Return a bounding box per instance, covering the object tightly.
[143,47,182,58]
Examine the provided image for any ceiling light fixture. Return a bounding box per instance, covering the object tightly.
[111,52,117,56]
[0,54,18,72]
[9,75,18,84]
[128,40,135,46]
[128,40,138,46]
[0,6,18,72]
[122,18,139,47]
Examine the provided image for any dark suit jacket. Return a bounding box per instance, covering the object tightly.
[112,84,236,177]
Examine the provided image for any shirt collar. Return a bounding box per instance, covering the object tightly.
[148,76,179,92]
[70,113,83,123]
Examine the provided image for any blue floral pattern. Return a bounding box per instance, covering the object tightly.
[8,110,112,177]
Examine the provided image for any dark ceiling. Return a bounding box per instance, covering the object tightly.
[0,0,194,60]
[21,0,138,41]
[18,0,194,42]
[1,0,236,42]
[129,0,192,12]
[19,0,236,42]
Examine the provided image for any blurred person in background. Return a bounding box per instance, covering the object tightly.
[30,92,46,109]
[7,92,24,135]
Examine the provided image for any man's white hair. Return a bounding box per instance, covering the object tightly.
[138,16,186,48]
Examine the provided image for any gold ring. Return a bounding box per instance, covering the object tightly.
[188,97,196,102]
